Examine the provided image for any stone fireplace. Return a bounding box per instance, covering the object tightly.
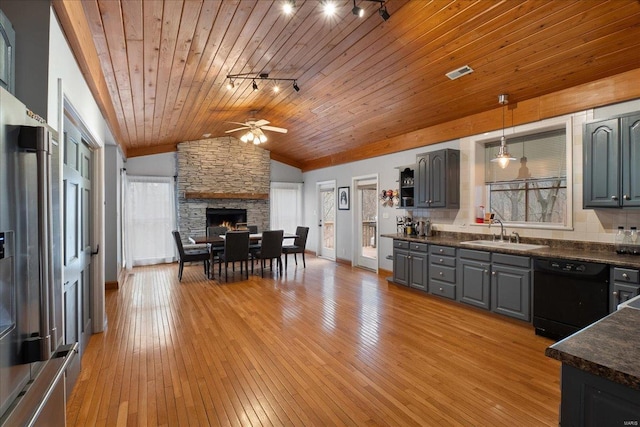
[176,137,270,236]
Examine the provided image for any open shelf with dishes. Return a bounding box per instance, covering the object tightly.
[399,166,415,208]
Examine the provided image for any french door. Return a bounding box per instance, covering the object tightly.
[317,181,336,260]
[353,176,378,271]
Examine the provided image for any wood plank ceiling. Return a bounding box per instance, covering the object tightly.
[53,0,640,170]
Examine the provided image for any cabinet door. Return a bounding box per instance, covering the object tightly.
[491,264,531,321]
[428,150,446,208]
[393,249,409,286]
[459,259,490,309]
[622,113,640,207]
[583,119,620,208]
[611,283,640,311]
[415,154,430,208]
[409,251,428,291]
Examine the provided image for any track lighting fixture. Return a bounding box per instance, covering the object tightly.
[378,5,390,21]
[282,0,295,15]
[491,94,516,169]
[352,0,364,17]
[323,1,337,16]
[227,72,301,93]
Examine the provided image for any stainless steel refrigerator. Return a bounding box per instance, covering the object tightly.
[0,87,77,425]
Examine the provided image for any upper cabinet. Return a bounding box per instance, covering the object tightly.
[0,9,16,94]
[398,166,415,208]
[415,149,460,209]
[584,113,640,208]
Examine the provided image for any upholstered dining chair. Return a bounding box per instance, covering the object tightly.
[207,225,228,237]
[252,230,284,277]
[282,226,309,269]
[218,231,250,282]
[172,230,210,281]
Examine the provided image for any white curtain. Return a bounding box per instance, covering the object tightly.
[125,175,176,266]
[270,182,303,234]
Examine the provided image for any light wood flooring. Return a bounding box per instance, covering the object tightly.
[66,257,560,426]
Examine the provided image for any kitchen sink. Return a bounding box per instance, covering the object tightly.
[460,240,548,251]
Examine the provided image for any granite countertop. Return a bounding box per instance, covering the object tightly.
[381,233,640,269]
[545,307,640,390]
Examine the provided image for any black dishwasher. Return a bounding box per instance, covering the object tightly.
[533,258,609,340]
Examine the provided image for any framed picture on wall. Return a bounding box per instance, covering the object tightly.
[338,186,350,210]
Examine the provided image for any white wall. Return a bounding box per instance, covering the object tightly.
[302,98,640,272]
[271,160,303,182]
[126,152,177,177]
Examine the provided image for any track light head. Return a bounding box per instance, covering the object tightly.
[252,80,258,91]
[352,0,364,17]
[378,5,390,21]
[293,81,300,92]
[226,80,234,90]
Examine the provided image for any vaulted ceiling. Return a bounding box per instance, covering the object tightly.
[53,0,640,170]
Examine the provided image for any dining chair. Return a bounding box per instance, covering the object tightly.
[218,231,250,281]
[252,230,284,277]
[172,230,210,281]
[207,226,228,278]
[282,226,309,269]
[247,225,258,234]
[207,225,228,236]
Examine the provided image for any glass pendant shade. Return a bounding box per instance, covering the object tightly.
[491,136,516,169]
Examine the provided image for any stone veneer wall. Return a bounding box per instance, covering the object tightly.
[176,137,270,236]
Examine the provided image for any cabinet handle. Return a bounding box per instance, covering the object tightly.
[611,195,619,200]
[613,291,618,297]
[623,273,629,279]
[439,258,443,263]
[492,271,496,276]
[624,195,631,200]
[439,287,444,292]
[439,249,443,253]
[408,256,411,260]
[484,270,489,274]
[439,271,444,276]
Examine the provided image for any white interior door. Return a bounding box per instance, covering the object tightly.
[317,181,336,260]
[354,176,378,271]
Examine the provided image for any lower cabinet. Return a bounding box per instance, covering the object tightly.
[458,249,491,310]
[610,267,640,311]
[560,364,640,426]
[491,253,531,321]
[393,240,428,290]
[429,245,457,299]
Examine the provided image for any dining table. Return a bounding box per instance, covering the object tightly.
[188,232,298,245]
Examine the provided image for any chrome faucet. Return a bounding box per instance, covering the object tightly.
[490,218,505,241]
[511,231,520,244]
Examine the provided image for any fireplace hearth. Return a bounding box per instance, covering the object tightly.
[206,208,247,229]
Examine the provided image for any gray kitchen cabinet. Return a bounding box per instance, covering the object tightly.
[429,245,456,299]
[491,253,531,321]
[393,240,428,290]
[415,149,460,209]
[610,267,640,312]
[584,112,640,208]
[559,365,640,426]
[458,249,491,310]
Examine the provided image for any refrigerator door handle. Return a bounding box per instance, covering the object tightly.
[18,126,54,360]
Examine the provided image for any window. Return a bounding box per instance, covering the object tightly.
[485,129,567,225]
[270,182,303,234]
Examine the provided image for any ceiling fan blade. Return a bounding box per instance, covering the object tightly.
[261,125,288,134]
[254,119,270,127]
[225,126,249,133]
[226,121,249,126]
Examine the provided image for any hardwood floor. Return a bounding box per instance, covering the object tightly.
[66,257,560,426]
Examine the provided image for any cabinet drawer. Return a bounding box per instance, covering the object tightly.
[394,240,409,250]
[430,281,456,299]
[430,255,456,267]
[493,253,530,268]
[459,249,491,262]
[430,264,456,283]
[430,245,456,257]
[613,267,639,283]
[409,242,428,252]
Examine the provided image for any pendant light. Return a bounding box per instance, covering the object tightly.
[491,94,516,169]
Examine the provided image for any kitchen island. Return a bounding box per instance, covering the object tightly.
[545,304,640,425]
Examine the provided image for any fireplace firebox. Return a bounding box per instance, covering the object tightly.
[206,208,247,229]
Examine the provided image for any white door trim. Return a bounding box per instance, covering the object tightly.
[352,174,378,272]
[316,180,336,261]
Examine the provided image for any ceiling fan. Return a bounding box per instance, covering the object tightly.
[225,117,287,144]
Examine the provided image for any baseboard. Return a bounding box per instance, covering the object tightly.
[105,281,119,290]
[378,268,392,278]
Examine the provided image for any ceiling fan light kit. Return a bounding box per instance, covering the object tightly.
[226,117,288,145]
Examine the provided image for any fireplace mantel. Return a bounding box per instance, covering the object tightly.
[184,192,269,200]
